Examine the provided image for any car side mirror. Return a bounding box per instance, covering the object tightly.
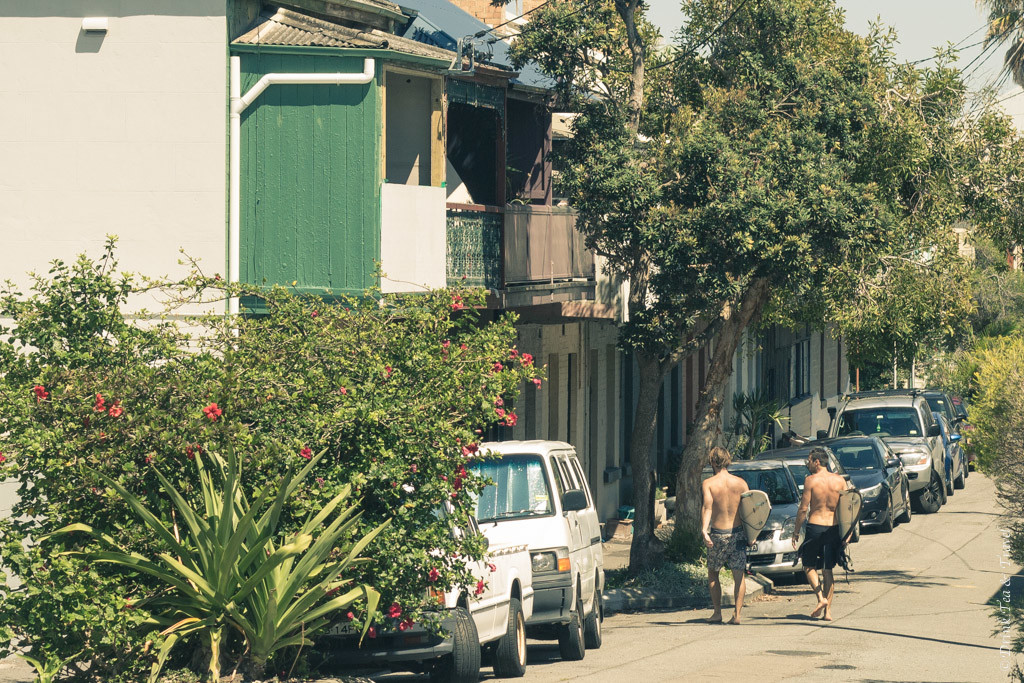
[927,424,941,438]
[561,489,588,512]
[950,433,962,443]
[816,429,828,440]
[886,457,900,469]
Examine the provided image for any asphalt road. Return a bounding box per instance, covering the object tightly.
[0,472,1019,682]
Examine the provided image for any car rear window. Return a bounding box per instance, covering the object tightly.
[833,444,882,470]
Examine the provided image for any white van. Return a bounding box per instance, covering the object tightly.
[471,441,604,661]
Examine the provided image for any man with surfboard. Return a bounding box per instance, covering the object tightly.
[792,447,853,621]
[701,446,750,624]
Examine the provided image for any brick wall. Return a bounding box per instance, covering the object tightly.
[447,0,548,29]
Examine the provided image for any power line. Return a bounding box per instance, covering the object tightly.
[650,0,754,71]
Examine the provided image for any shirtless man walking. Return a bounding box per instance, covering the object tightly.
[792,447,850,621]
[701,446,750,624]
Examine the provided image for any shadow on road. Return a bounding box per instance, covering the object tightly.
[814,623,1005,651]
[844,569,959,589]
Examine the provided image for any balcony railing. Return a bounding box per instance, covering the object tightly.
[445,203,594,289]
[504,204,593,285]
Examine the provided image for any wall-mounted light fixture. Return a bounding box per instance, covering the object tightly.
[81,17,108,32]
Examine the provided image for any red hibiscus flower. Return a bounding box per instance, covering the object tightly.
[495,397,504,407]
[107,401,123,418]
[505,413,518,427]
[495,407,505,418]
[32,385,48,401]
[533,378,542,388]
[346,611,355,620]
[509,349,519,358]
[185,446,195,460]
[385,366,393,377]
[387,602,402,619]
[460,343,468,350]
[399,618,414,631]
[461,443,478,457]
[521,353,534,366]
[442,340,451,349]
[474,580,485,596]
[93,394,106,412]
[340,387,347,395]
[429,567,440,582]
[300,447,312,460]
[492,362,504,373]
[0,453,6,464]
[202,403,222,421]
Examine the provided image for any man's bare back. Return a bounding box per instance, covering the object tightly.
[802,469,848,526]
[702,471,749,531]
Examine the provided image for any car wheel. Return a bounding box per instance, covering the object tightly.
[583,585,603,649]
[493,597,526,678]
[432,606,481,683]
[945,471,954,497]
[897,484,912,524]
[880,497,895,533]
[939,473,948,505]
[954,468,965,490]
[915,473,943,514]
[557,592,586,661]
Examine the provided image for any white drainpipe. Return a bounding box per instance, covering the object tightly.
[228,56,375,315]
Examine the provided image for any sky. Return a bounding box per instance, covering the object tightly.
[643,0,1024,126]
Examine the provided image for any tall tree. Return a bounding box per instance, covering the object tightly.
[981,1,1024,87]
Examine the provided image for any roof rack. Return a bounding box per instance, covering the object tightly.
[843,388,921,401]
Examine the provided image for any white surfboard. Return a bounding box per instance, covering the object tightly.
[738,490,772,545]
[836,489,863,544]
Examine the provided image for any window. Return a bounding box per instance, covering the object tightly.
[791,339,811,397]
[472,454,554,522]
[837,408,923,438]
[834,444,883,471]
[733,468,797,505]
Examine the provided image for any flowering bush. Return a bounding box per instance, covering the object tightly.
[0,241,541,676]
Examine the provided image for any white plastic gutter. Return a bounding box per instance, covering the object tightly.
[228,56,375,315]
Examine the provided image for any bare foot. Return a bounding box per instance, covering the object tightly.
[822,610,833,622]
[707,614,723,624]
[728,616,741,625]
[810,600,828,619]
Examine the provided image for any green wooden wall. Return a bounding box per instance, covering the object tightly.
[238,51,382,295]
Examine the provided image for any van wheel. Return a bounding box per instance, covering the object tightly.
[583,586,603,649]
[432,606,480,683]
[493,598,526,678]
[557,594,586,661]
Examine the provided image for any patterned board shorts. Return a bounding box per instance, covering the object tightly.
[708,526,748,572]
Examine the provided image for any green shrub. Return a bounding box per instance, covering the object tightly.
[0,240,540,677]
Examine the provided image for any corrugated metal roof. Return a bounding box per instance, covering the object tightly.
[395,0,553,89]
[234,7,456,63]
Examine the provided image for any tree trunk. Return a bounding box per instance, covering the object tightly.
[627,350,667,574]
[615,0,645,137]
[673,279,771,553]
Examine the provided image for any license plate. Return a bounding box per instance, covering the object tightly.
[328,622,357,636]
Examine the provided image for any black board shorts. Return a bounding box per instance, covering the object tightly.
[800,523,840,570]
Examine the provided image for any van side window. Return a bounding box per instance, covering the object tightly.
[568,457,593,507]
[550,459,568,497]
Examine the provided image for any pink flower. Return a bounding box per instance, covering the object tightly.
[94,394,106,412]
[398,619,412,631]
[346,611,355,620]
[492,362,504,373]
[488,563,497,573]
[202,403,222,421]
[0,453,6,464]
[521,353,534,366]
[461,443,478,457]
[144,456,153,465]
[300,447,312,460]
[533,378,542,388]
[311,310,319,318]
[475,580,485,596]
[385,366,393,377]
[388,602,402,619]
[509,349,519,358]
[340,387,347,395]
[32,385,48,401]
[460,343,468,351]
[428,567,440,582]
[494,397,504,407]
[442,340,451,349]
[185,446,195,460]
[107,401,123,418]
[495,407,505,418]
[505,413,518,427]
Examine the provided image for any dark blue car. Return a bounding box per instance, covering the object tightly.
[820,436,912,533]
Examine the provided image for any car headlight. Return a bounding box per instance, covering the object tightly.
[898,448,930,466]
[861,483,883,499]
[531,548,570,574]
[779,517,797,540]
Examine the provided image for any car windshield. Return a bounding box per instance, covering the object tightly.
[926,396,954,423]
[832,443,882,471]
[732,468,797,505]
[837,407,922,438]
[471,454,553,522]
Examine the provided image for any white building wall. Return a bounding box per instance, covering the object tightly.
[0,2,227,313]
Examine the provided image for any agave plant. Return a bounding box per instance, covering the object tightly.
[45,446,387,681]
[732,390,790,459]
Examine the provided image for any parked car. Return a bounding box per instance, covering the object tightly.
[950,395,977,470]
[934,412,967,493]
[705,460,804,577]
[923,389,959,430]
[327,511,534,682]
[829,390,947,514]
[754,445,860,543]
[473,441,604,661]
[820,436,912,533]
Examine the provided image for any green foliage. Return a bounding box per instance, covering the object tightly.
[729,391,789,459]
[47,446,387,681]
[0,241,540,676]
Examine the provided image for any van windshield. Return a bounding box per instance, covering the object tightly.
[838,408,922,438]
[471,454,554,522]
